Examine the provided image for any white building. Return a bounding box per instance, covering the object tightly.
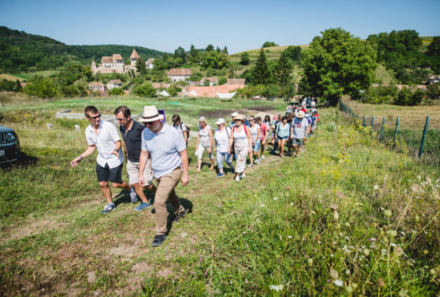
[168,69,192,82]
[146,58,155,69]
[107,79,122,90]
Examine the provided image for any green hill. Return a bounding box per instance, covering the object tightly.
[0,26,163,73]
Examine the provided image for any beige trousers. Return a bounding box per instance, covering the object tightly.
[155,168,185,235]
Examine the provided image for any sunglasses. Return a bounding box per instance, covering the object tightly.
[144,121,155,126]
[115,117,126,122]
[89,114,101,120]
[234,119,242,122]
[249,119,254,122]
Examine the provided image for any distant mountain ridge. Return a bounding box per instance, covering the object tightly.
[0,26,164,73]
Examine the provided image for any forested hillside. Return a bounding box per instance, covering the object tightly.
[0,26,163,73]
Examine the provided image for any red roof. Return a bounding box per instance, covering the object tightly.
[226,79,245,85]
[201,77,218,83]
[146,58,155,64]
[130,49,140,59]
[102,56,113,63]
[107,79,122,84]
[113,54,123,61]
[152,83,170,89]
[89,82,105,87]
[180,85,246,98]
[168,69,192,76]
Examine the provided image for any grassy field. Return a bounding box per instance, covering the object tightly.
[1,97,439,296]
[0,74,24,82]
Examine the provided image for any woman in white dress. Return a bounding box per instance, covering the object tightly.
[196,116,214,172]
[228,114,252,182]
[214,118,234,178]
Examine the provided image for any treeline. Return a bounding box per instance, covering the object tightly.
[0,26,163,73]
[367,30,440,84]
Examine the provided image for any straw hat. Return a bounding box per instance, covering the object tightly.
[233,114,244,121]
[138,106,164,122]
[296,110,305,118]
[230,112,239,117]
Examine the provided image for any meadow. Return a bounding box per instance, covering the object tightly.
[0,97,439,296]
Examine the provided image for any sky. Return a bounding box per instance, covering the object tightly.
[0,0,439,54]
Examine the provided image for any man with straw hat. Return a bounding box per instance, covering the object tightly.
[290,110,309,157]
[138,105,189,247]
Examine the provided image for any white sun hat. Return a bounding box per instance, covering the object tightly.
[215,118,225,125]
[138,106,164,122]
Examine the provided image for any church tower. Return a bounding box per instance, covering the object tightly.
[130,49,140,66]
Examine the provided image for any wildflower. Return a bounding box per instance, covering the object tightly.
[345,269,351,275]
[374,185,379,190]
[181,233,188,238]
[273,197,278,200]
[307,258,313,266]
[423,250,429,255]
[333,211,339,220]
[288,236,292,239]
[261,204,265,207]
[346,286,353,294]
[330,254,335,257]
[430,269,436,275]
[330,268,339,279]
[363,248,370,256]
[383,209,392,217]
[333,279,343,287]
[387,230,397,238]
[269,285,284,292]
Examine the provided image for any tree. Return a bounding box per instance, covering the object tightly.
[273,51,293,89]
[133,82,156,97]
[251,48,271,85]
[263,84,280,100]
[301,28,377,105]
[108,87,125,96]
[228,67,235,79]
[284,46,302,62]
[174,46,186,61]
[24,76,60,98]
[263,41,278,48]
[427,37,440,56]
[222,46,228,55]
[167,85,178,96]
[206,44,214,52]
[136,58,147,76]
[218,77,227,85]
[427,83,440,99]
[190,44,198,58]
[240,52,250,65]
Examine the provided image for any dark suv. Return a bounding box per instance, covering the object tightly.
[0,125,20,164]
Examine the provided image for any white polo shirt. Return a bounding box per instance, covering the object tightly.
[85,120,123,169]
[141,123,186,179]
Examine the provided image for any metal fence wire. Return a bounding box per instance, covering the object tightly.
[338,99,439,167]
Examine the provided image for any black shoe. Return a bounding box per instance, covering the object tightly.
[173,210,186,222]
[152,234,167,247]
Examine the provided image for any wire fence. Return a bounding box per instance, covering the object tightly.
[338,99,439,167]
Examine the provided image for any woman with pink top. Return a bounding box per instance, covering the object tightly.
[228,114,252,182]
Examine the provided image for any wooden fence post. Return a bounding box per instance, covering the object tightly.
[393,117,400,149]
[418,116,430,158]
[380,117,385,141]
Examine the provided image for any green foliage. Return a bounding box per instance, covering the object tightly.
[427,36,440,56]
[189,72,203,81]
[251,48,271,85]
[301,28,377,105]
[426,83,440,99]
[23,76,60,98]
[262,41,278,48]
[218,77,227,85]
[262,84,280,99]
[284,46,302,62]
[273,51,293,89]
[362,85,398,104]
[0,79,20,92]
[167,85,178,97]
[394,87,424,106]
[240,52,250,65]
[200,51,229,70]
[108,87,125,96]
[206,44,214,52]
[227,67,235,79]
[136,58,147,76]
[132,81,156,97]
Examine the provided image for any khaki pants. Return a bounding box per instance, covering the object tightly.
[155,168,185,235]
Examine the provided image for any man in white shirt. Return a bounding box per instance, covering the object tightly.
[139,106,189,247]
[70,106,131,214]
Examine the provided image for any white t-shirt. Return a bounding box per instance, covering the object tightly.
[85,120,123,169]
[233,126,249,146]
[292,118,309,139]
[214,127,231,153]
[173,122,187,136]
[249,124,260,143]
[141,124,186,179]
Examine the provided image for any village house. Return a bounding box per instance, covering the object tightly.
[427,75,440,84]
[168,69,192,82]
[89,82,107,93]
[200,77,218,86]
[146,58,155,69]
[226,78,245,85]
[107,79,122,90]
[91,49,141,75]
[152,83,171,89]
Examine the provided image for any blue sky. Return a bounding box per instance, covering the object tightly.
[0,0,439,54]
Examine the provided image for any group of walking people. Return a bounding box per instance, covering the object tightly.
[177,107,319,182]
[70,103,319,247]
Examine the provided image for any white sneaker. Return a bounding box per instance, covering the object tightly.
[235,176,240,182]
[248,163,254,168]
[256,159,261,164]
[261,155,265,160]
[240,173,246,179]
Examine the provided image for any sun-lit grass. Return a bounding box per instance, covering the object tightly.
[1,100,439,295]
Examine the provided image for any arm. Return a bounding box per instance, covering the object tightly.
[246,128,252,153]
[122,141,128,164]
[138,149,150,186]
[111,140,122,157]
[184,130,188,144]
[214,133,218,153]
[70,145,96,168]
[208,128,213,153]
[290,126,294,139]
[227,130,234,154]
[179,149,189,186]
[196,131,200,147]
[257,128,261,143]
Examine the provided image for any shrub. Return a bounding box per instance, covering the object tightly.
[394,87,424,106]
[108,87,125,96]
[132,82,156,97]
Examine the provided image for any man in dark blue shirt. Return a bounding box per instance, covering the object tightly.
[115,106,157,211]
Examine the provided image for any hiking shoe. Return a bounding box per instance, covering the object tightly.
[152,234,167,247]
[248,163,254,168]
[235,175,240,182]
[261,155,265,160]
[230,167,235,174]
[216,173,225,178]
[174,210,186,223]
[255,159,261,165]
[101,203,115,214]
[135,201,152,211]
[130,188,137,203]
[240,173,246,179]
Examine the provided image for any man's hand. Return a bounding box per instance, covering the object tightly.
[70,156,81,168]
[111,150,119,157]
[181,173,189,187]
[139,176,145,187]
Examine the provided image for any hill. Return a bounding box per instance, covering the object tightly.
[0,26,163,73]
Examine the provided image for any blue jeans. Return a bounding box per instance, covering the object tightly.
[216,151,233,170]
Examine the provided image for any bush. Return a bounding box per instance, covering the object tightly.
[394,87,424,106]
[108,87,125,96]
[132,82,156,97]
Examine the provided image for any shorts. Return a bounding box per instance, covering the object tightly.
[252,141,261,152]
[127,160,154,186]
[277,136,288,140]
[292,138,304,146]
[96,163,123,183]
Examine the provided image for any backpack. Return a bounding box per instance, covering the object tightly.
[179,122,190,138]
